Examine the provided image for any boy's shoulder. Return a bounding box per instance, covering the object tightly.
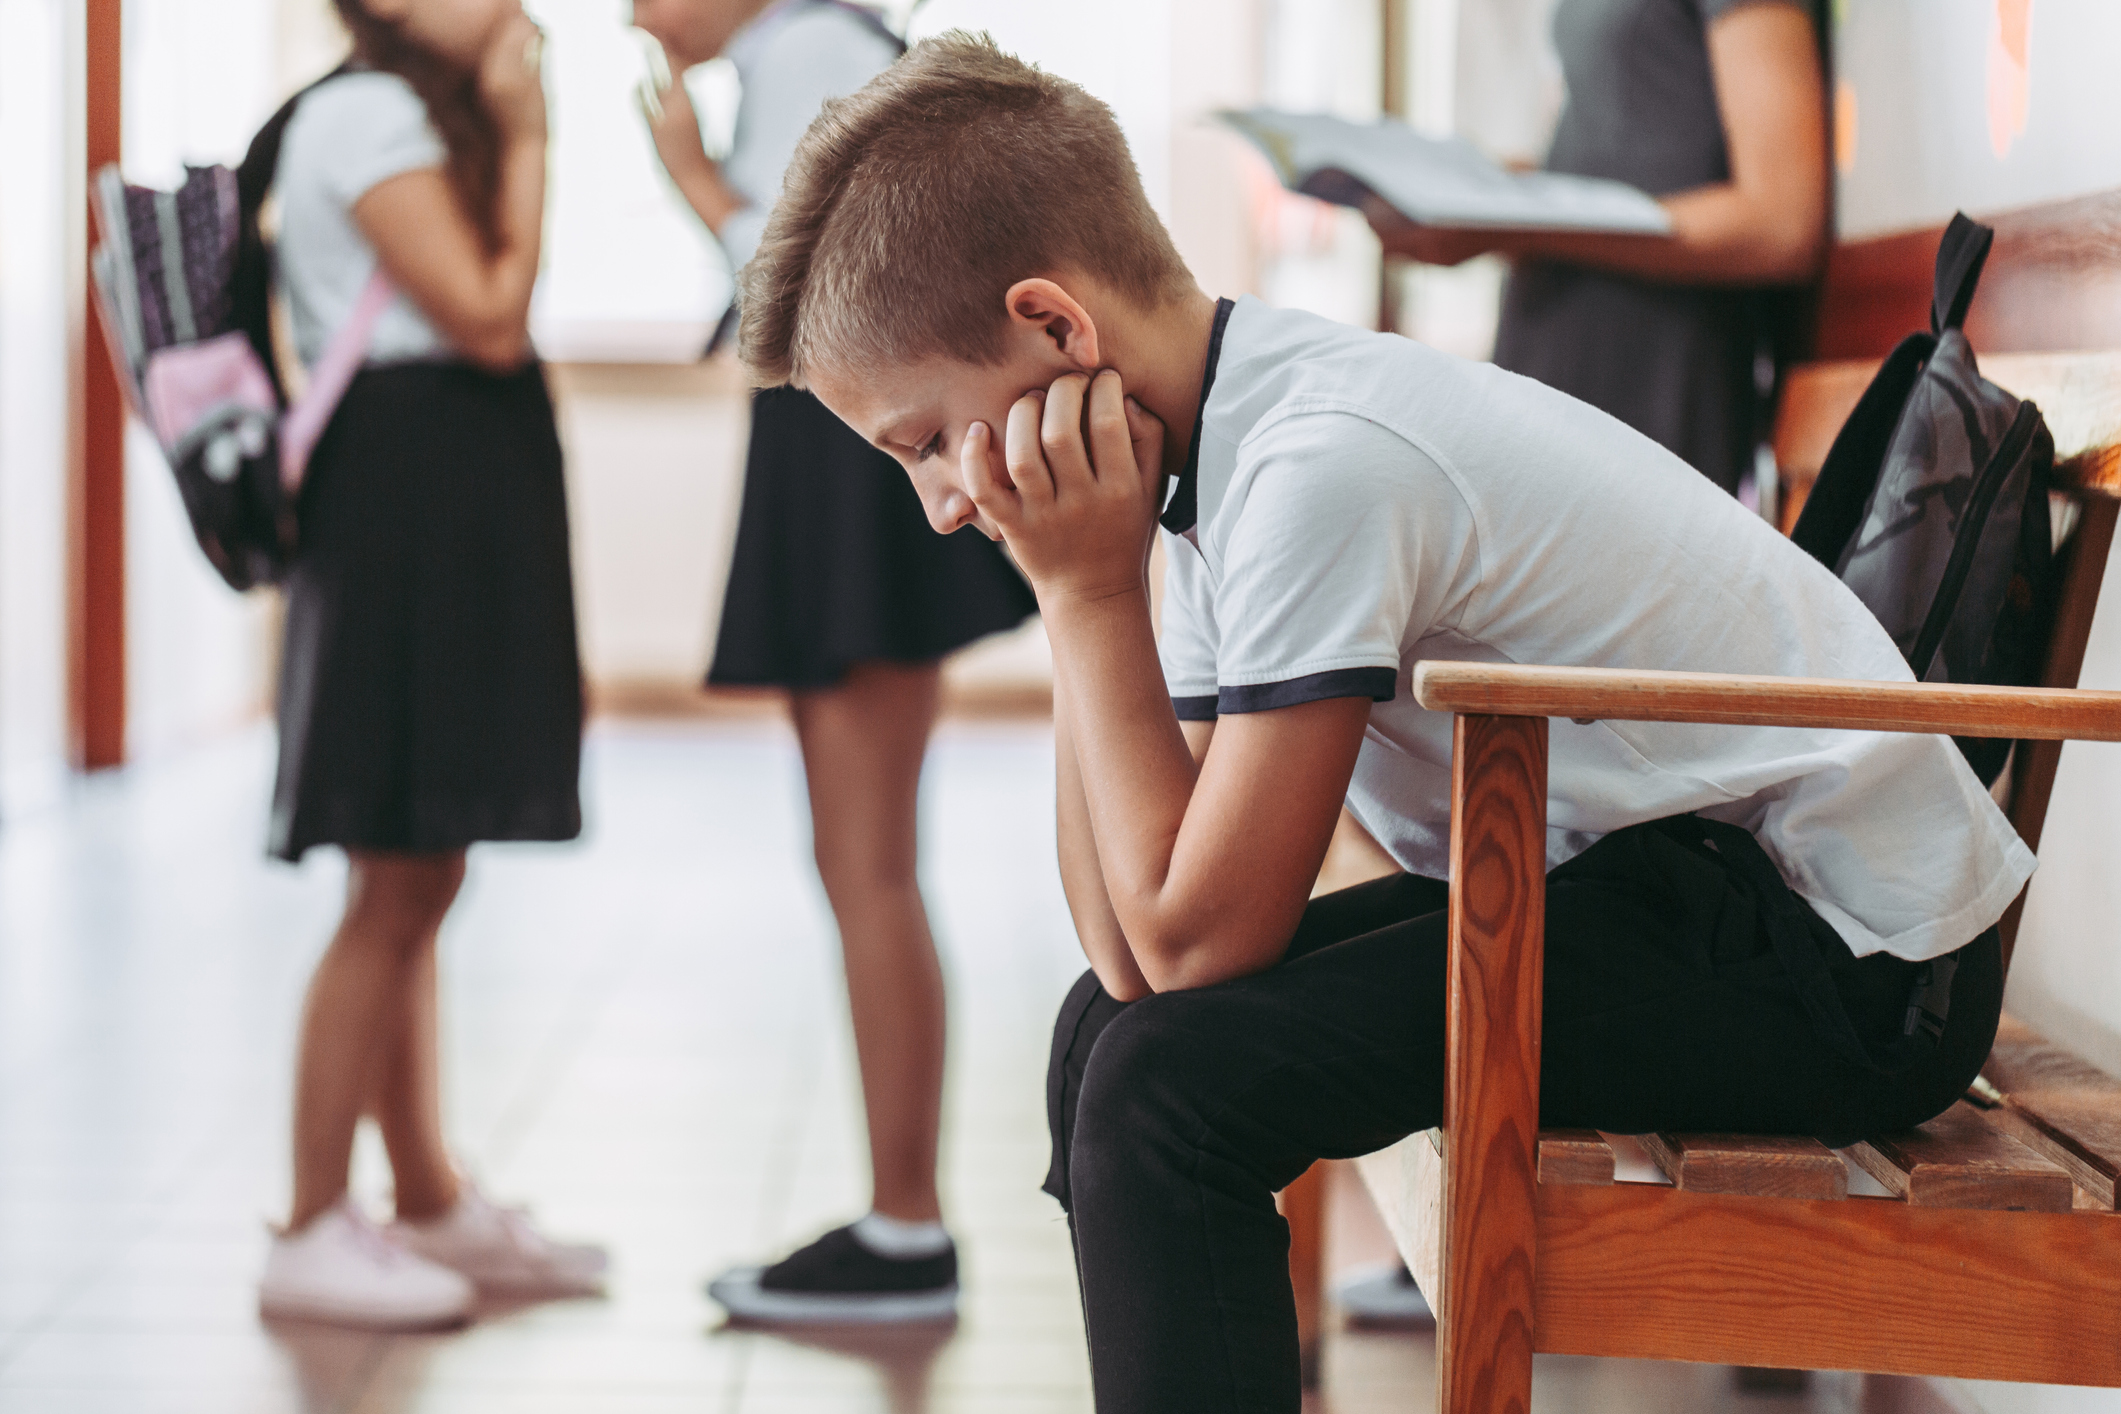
[1192,295,1746,553]
[1197,298,1499,503]
[1206,298,1497,460]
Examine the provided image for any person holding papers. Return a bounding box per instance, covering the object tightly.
[1365,0,1830,496]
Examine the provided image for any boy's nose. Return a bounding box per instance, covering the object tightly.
[925,489,975,536]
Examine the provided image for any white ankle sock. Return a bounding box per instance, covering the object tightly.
[850,1211,951,1259]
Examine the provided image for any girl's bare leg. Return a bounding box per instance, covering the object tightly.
[790,660,947,1224]
[288,850,466,1232]
[368,925,459,1222]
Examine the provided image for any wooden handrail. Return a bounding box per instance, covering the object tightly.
[1413,662,2121,741]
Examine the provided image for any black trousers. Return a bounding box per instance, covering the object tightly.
[1042,818,2003,1414]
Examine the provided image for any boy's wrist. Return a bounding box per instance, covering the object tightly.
[1037,578,1151,624]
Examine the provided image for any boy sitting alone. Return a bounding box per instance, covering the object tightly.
[736,33,2034,1414]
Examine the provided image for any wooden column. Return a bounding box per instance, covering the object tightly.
[74,0,125,770]
[1438,712,1547,1414]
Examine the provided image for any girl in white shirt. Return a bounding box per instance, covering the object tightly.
[629,0,1035,1324]
[258,0,604,1330]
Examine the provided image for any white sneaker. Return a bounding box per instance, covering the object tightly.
[259,1197,474,1331]
[388,1181,608,1298]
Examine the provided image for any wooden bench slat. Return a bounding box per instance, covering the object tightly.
[1640,1133,1848,1200]
[1536,1128,1614,1186]
[1846,1100,2073,1211]
[1980,1014,2121,1209]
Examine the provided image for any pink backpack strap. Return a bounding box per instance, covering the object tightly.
[279,267,395,490]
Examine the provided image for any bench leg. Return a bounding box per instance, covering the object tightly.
[1437,713,1546,1414]
[1282,1161,1327,1389]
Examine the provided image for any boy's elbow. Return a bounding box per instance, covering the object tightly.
[1130,923,1262,995]
[1121,918,1191,993]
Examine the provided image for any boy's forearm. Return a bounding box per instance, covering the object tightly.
[1054,695,1152,1002]
[1043,586,1232,987]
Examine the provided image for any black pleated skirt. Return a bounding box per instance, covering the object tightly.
[708,387,1037,689]
[270,362,583,862]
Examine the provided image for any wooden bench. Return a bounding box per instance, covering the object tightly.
[1290,194,2121,1407]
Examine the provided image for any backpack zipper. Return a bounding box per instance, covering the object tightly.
[1907,399,2042,679]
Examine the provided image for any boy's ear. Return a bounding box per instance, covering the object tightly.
[1004,278,1101,370]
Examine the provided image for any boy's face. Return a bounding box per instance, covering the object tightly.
[809,346,1084,542]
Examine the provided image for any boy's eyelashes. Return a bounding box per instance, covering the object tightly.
[914,432,943,463]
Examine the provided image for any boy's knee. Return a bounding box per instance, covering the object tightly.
[1072,994,1210,1165]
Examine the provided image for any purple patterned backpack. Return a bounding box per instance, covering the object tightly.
[90,64,390,591]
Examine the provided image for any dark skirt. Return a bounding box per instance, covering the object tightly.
[270,362,584,863]
[708,387,1037,690]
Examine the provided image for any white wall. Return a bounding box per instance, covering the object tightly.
[0,0,75,816]
[1835,0,2121,239]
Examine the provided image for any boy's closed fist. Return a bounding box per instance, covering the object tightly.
[965,370,1165,608]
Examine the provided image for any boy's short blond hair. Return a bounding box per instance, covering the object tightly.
[737,31,1195,388]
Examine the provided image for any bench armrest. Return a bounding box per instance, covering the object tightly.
[1413,662,2121,741]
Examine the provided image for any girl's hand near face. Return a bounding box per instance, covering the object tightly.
[639,42,714,187]
[630,36,744,235]
[963,369,1166,608]
[480,11,548,147]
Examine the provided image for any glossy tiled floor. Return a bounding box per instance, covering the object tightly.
[0,718,1912,1412]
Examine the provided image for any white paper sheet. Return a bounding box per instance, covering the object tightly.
[1218,108,1673,237]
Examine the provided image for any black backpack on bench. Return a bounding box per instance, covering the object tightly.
[1789,212,2058,786]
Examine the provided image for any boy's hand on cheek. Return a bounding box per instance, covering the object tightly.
[962,370,1165,610]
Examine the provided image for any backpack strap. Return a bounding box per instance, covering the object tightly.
[1932,211,1994,334]
[231,59,358,403]
[278,268,394,490]
[1788,329,1934,569]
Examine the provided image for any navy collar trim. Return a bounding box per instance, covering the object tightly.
[1159,296,1235,537]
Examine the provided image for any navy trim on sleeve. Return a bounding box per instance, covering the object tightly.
[1171,694,1220,721]
[1159,297,1236,537]
[1216,667,1398,714]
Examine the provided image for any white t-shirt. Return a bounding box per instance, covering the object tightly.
[714,0,900,272]
[1159,295,2036,963]
[275,71,453,368]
